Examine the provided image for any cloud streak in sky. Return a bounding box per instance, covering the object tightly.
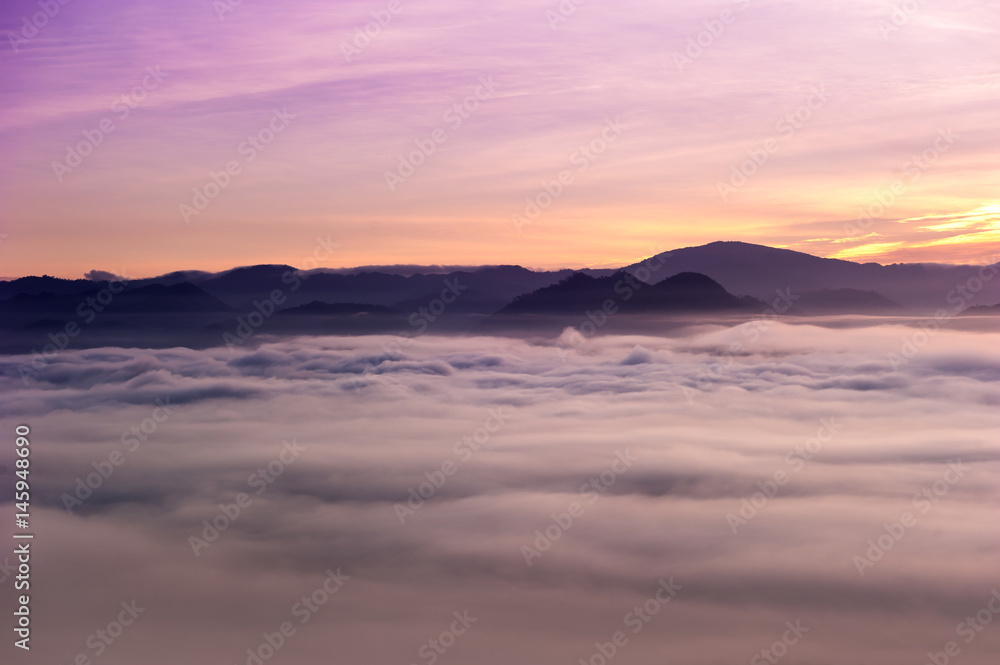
[1,0,998,276]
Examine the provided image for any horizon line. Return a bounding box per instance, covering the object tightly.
[3,240,998,282]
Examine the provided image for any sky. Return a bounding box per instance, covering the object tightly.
[1,0,998,279]
[1,323,998,664]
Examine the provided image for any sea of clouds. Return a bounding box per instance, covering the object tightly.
[0,320,998,665]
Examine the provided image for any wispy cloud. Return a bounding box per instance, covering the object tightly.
[1,0,998,275]
[796,203,1000,263]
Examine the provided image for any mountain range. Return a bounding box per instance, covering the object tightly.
[2,242,996,353]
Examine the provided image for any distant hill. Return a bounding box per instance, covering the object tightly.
[3,241,995,353]
[624,241,999,310]
[275,301,401,316]
[959,303,1000,316]
[0,282,232,316]
[500,272,629,315]
[498,271,752,315]
[629,272,755,311]
[0,282,237,354]
[794,288,901,315]
[0,275,107,300]
[110,283,235,313]
[148,264,577,314]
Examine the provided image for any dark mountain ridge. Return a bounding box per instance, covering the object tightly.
[3,242,996,354]
[625,241,998,309]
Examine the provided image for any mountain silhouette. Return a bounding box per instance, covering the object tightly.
[499,272,630,314]
[959,303,1000,315]
[0,282,232,316]
[794,288,901,314]
[275,301,401,316]
[3,241,997,353]
[498,271,752,315]
[625,241,998,309]
[630,272,754,311]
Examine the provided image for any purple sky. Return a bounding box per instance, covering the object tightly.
[1,0,998,278]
